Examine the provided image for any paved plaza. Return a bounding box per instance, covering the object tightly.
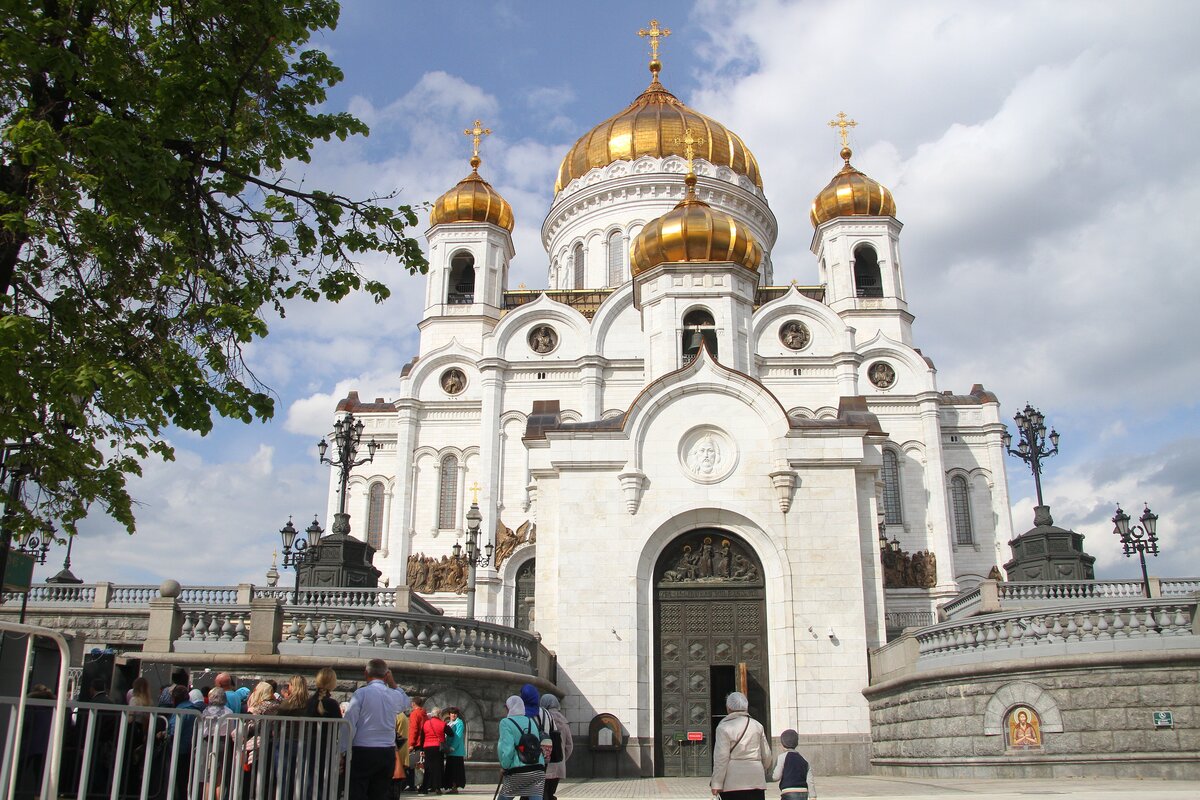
[447,775,1200,799]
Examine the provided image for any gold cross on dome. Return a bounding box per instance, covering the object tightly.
[675,129,706,173]
[828,112,858,148]
[469,481,481,504]
[463,120,492,159]
[638,19,671,62]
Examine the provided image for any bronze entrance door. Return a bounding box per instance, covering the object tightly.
[654,529,768,777]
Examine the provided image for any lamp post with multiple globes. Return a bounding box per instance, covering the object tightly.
[1111,504,1160,599]
[452,483,493,620]
[1001,403,1060,509]
[279,516,323,605]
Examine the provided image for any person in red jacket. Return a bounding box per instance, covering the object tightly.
[405,700,427,792]
[420,707,446,795]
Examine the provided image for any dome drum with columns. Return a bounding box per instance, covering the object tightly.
[328,22,1012,779]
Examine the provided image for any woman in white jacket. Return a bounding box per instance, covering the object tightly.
[710,692,773,800]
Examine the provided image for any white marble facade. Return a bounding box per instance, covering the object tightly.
[325,83,1014,768]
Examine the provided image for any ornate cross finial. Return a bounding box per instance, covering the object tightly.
[469,481,481,504]
[674,129,706,175]
[828,112,858,148]
[638,19,671,77]
[463,120,492,169]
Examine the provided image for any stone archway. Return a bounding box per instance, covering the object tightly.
[654,528,768,777]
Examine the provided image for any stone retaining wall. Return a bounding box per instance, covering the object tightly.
[865,650,1200,778]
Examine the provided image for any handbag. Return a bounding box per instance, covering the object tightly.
[543,712,564,764]
[395,734,407,749]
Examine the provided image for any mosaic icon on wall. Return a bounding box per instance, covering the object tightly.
[868,361,896,389]
[528,324,558,354]
[440,368,467,395]
[1005,705,1042,750]
[678,426,737,484]
[779,320,811,351]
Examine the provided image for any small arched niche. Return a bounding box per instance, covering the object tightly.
[853,244,883,298]
[448,251,476,304]
[681,308,717,364]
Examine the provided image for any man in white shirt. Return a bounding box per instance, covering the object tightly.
[343,658,412,800]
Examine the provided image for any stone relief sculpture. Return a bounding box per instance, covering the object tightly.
[440,368,466,395]
[528,325,558,354]
[868,361,896,389]
[680,428,735,483]
[686,434,721,477]
[407,553,468,594]
[660,535,759,583]
[779,320,811,351]
[493,519,535,570]
[880,540,937,588]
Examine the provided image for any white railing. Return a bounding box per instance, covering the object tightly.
[178,608,252,644]
[254,586,400,608]
[997,579,1145,602]
[939,578,1200,621]
[4,697,351,800]
[916,599,1196,662]
[3,583,96,605]
[1162,578,1200,595]
[110,585,161,605]
[178,586,240,605]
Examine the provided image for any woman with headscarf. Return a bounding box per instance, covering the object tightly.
[538,695,572,800]
[497,695,548,800]
[709,692,772,800]
[441,707,466,794]
[519,684,540,718]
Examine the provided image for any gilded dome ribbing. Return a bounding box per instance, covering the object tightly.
[555,76,762,194]
[810,146,896,227]
[630,174,763,276]
[430,156,515,232]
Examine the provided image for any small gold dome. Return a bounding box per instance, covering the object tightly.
[630,175,763,276]
[809,147,896,227]
[430,156,515,232]
[555,76,762,194]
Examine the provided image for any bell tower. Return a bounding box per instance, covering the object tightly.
[810,114,912,345]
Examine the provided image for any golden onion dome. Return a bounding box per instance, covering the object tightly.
[430,155,515,232]
[810,146,896,227]
[554,70,762,194]
[630,173,763,276]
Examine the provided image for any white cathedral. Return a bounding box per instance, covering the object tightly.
[325,39,1014,772]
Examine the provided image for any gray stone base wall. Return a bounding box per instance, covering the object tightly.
[791,733,872,775]
[865,651,1200,779]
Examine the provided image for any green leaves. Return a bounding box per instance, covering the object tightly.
[0,0,427,539]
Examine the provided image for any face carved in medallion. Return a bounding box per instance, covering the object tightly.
[528,325,558,354]
[868,361,896,389]
[679,427,736,483]
[440,368,466,395]
[779,320,810,351]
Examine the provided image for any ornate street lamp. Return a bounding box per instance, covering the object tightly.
[318,413,378,534]
[13,520,53,623]
[452,483,493,619]
[280,516,322,605]
[1001,403,1060,508]
[1112,504,1160,599]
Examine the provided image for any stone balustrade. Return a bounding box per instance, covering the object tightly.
[938,576,1199,621]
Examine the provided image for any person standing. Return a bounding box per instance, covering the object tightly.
[214,673,251,715]
[441,707,466,794]
[405,699,427,792]
[538,695,572,800]
[497,696,548,800]
[393,705,410,797]
[158,668,189,707]
[343,659,412,800]
[710,692,772,800]
[771,729,815,800]
[419,706,446,794]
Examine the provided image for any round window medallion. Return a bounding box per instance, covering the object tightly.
[440,368,467,395]
[779,320,811,351]
[678,426,738,484]
[528,324,559,354]
[868,361,896,389]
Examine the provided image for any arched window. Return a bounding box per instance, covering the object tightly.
[366,482,385,550]
[448,251,475,304]
[572,243,585,289]
[438,455,458,529]
[881,449,903,524]
[606,230,624,286]
[853,244,883,298]
[950,475,974,545]
[681,308,717,364]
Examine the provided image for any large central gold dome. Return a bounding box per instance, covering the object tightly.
[555,75,762,194]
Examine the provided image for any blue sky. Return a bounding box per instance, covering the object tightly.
[52,0,1200,587]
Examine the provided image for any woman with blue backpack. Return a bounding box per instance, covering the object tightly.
[496,695,550,800]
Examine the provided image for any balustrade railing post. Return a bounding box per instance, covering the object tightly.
[236,583,254,605]
[143,582,183,653]
[92,581,114,609]
[978,579,1001,614]
[248,596,283,655]
[1145,577,1162,599]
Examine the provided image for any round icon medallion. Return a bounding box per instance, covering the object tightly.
[528,324,558,354]
[678,427,738,484]
[779,320,811,351]
[867,361,896,389]
[440,368,467,395]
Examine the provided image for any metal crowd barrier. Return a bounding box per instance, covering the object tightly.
[0,621,71,800]
[0,693,351,800]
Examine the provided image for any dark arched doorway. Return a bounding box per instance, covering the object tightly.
[515,558,535,632]
[654,529,768,777]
